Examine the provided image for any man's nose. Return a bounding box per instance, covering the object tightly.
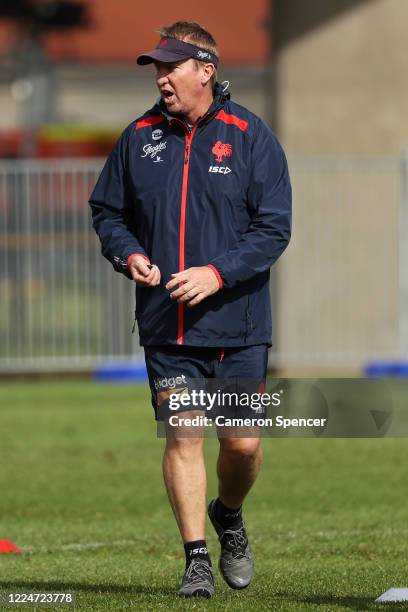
[156,69,169,85]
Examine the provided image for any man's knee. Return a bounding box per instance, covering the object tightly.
[165,434,204,458]
[219,437,261,459]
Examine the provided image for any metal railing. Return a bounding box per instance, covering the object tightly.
[0,158,136,371]
[0,155,406,372]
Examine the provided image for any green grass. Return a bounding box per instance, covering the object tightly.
[0,381,407,611]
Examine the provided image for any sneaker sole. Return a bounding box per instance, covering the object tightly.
[219,561,250,590]
[178,588,213,598]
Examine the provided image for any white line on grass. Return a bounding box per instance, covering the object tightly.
[21,540,140,554]
[20,528,408,554]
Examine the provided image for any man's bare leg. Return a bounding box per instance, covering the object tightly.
[207,435,261,589]
[217,436,262,507]
[162,433,206,542]
[163,422,214,598]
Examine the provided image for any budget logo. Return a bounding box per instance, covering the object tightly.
[212,140,232,163]
[154,374,187,390]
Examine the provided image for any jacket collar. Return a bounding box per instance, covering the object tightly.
[151,81,230,128]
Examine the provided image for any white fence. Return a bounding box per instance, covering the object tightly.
[0,155,407,373]
[0,158,136,371]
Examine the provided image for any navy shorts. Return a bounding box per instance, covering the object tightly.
[144,344,269,420]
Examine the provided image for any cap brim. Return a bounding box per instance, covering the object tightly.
[136,49,190,65]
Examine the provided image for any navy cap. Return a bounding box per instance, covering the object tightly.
[137,38,218,67]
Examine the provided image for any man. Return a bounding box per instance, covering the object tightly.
[89,21,291,598]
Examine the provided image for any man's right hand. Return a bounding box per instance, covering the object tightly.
[128,255,161,287]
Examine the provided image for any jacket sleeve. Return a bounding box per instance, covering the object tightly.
[89,126,148,279]
[208,120,292,289]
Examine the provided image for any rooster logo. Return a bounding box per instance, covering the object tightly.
[212,141,232,163]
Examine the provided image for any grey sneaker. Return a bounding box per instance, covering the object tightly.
[208,498,254,589]
[178,558,215,598]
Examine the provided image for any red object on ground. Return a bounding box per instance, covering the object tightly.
[0,540,22,553]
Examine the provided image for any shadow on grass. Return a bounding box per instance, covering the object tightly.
[0,580,175,596]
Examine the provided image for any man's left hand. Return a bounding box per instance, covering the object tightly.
[166,266,220,307]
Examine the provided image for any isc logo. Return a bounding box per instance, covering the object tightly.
[208,166,231,174]
[190,547,208,555]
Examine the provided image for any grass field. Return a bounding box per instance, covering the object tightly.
[0,380,407,611]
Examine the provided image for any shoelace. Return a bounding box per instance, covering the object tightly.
[185,559,213,585]
[222,527,250,559]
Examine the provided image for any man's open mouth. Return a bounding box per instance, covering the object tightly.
[162,90,175,103]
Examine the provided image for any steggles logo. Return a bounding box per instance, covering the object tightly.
[141,141,167,159]
[212,140,232,163]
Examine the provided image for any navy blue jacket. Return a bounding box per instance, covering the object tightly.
[89,83,291,347]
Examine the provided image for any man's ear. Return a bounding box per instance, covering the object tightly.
[201,63,215,86]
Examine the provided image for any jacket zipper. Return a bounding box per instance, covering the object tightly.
[174,119,201,345]
[245,295,253,342]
